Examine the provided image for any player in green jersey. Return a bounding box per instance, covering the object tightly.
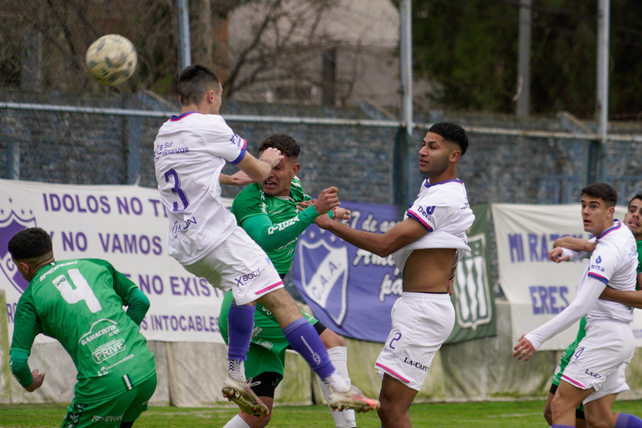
[8,228,156,428]
[220,134,359,428]
[544,193,642,428]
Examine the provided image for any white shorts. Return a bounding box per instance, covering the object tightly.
[561,320,634,404]
[375,292,455,391]
[182,227,284,305]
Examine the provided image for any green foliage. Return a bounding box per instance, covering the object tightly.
[410,0,642,119]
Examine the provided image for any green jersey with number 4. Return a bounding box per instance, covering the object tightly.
[11,259,155,402]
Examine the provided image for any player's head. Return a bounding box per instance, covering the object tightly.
[580,183,617,236]
[8,227,54,282]
[258,134,301,196]
[419,122,468,179]
[625,193,642,239]
[178,65,222,112]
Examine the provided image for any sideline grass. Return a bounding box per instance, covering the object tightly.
[2,399,642,427]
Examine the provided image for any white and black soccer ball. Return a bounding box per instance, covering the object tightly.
[85,34,137,86]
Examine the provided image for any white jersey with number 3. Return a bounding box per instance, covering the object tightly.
[154,112,247,264]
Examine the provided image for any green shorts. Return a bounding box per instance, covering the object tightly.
[550,317,587,415]
[60,373,157,428]
[218,291,318,380]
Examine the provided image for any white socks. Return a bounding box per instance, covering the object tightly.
[227,358,246,382]
[321,346,357,428]
[223,414,251,428]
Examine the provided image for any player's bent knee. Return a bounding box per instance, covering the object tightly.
[321,329,345,348]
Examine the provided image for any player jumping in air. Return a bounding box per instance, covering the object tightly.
[153,65,378,417]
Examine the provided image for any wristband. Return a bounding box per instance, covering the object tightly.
[329,208,336,220]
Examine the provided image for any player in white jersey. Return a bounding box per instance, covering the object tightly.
[513,183,642,428]
[153,65,379,418]
[316,123,474,428]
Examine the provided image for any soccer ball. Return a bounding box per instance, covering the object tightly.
[85,34,137,86]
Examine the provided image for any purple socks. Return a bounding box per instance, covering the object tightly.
[283,318,335,379]
[226,302,256,360]
[616,414,642,428]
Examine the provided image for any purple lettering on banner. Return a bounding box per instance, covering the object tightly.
[43,193,48,211]
[50,194,61,212]
[211,317,218,332]
[140,236,150,254]
[538,286,550,313]
[62,231,75,251]
[148,199,162,217]
[123,273,131,278]
[170,316,178,331]
[540,235,549,261]
[529,286,540,315]
[117,197,129,215]
[75,232,87,252]
[508,234,524,263]
[112,234,123,253]
[162,315,169,329]
[188,316,195,331]
[124,235,137,253]
[99,233,110,252]
[152,276,164,294]
[75,195,87,213]
[528,234,539,262]
[131,197,143,215]
[181,277,194,296]
[549,286,560,314]
[199,278,210,296]
[87,195,99,213]
[179,315,186,331]
[62,194,74,212]
[100,196,110,214]
[6,303,14,323]
[170,277,181,295]
[195,316,202,331]
[152,236,162,255]
[140,318,148,330]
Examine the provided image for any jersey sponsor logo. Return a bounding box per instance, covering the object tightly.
[452,234,493,330]
[297,239,348,325]
[79,319,120,346]
[92,338,127,363]
[0,209,37,294]
[234,268,261,287]
[596,256,602,264]
[268,217,300,235]
[171,217,197,238]
[416,205,435,217]
[403,357,429,372]
[92,415,123,423]
[584,369,602,379]
[154,141,189,160]
[590,264,605,273]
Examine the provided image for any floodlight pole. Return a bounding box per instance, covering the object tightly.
[516,0,531,117]
[400,0,413,136]
[590,0,610,184]
[177,0,192,73]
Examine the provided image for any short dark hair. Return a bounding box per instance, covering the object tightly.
[428,122,469,156]
[259,134,301,158]
[629,193,642,208]
[8,227,52,261]
[581,183,618,207]
[178,65,221,105]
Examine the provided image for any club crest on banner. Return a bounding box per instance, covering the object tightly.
[452,234,493,330]
[297,238,349,325]
[0,210,37,294]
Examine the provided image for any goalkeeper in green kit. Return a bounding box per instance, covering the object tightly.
[8,228,156,428]
[219,134,364,428]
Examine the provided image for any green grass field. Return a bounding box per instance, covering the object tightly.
[2,399,642,428]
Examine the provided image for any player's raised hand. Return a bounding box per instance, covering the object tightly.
[313,187,340,215]
[332,207,351,221]
[26,369,45,392]
[512,335,535,361]
[548,247,569,263]
[296,200,314,211]
[259,147,284,168]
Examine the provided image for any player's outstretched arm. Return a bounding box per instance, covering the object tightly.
[553,236,596,253]
[236,148,283,183]
[316,216,427,257]
[600,287,642,309]
[220,170,253,186]
[9,350,45,392]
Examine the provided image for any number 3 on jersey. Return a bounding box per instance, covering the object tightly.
[164,168,189,212]
[53,269,102,313]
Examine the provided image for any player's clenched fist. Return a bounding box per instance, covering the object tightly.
[314,187,340,215]
[259,147,284,167]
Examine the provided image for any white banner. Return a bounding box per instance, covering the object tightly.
[493,203,642,351]
[0,179,231,343]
